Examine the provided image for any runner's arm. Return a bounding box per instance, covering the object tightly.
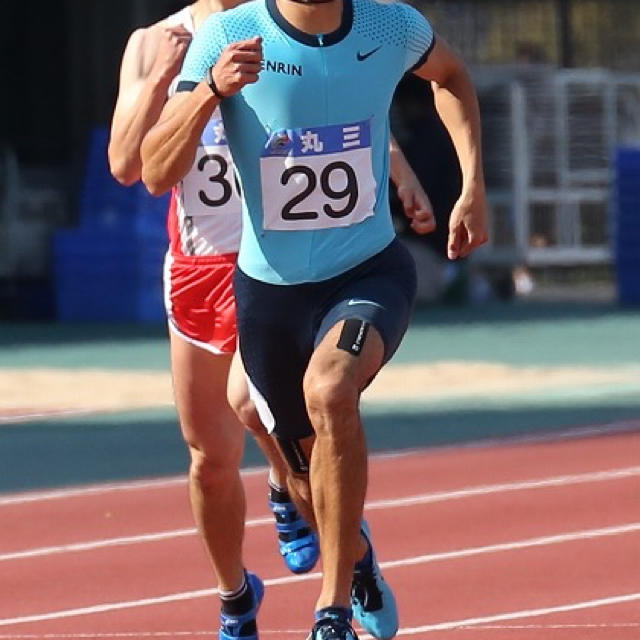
[412,37,488,258]
[108,25,191,186]
[389,134,435,235]
[141,35,262,196]
[140,86,218,195]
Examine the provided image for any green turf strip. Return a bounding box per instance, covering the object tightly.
[2,302,640,370]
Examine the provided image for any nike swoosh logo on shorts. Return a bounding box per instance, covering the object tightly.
[356,46,382,62]
[347,299,385,310]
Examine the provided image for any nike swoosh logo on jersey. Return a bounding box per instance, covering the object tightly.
[356,46,382,62]
[347,299,385,310]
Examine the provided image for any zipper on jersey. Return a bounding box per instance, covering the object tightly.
[317,34,329,125]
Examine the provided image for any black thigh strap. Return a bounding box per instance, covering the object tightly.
[337,319,370,356]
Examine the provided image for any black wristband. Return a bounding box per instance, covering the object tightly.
[206,67,225,99]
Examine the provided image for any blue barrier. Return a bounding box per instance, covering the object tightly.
[54,228,167,322]
[614,147,640,305]
[54,127,169,322]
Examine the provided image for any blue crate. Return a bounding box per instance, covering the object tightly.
[79,128,139,227]
[53,227,168,323]
[137,287,166,324]
[79,127,172,233]
[617,147,640,171]
[617,280,640,306]
[614,146,640,305]
[59,125,175,320]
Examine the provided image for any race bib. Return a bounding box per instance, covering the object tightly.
[260,120,376,231]
[181,118,241,217]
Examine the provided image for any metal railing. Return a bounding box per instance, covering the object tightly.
[474,69,640,266]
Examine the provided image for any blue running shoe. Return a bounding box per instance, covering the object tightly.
[308,616,359,640]
[351,521,399,640]
[219,572,264,640]
[269,495,320,574]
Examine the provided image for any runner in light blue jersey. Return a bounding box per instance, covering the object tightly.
[177,0,435,284]
[142,2,488,638]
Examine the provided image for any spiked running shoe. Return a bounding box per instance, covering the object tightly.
[269,496,320,573]
[351,521,399,640]
[308,616,359,640]
[219,572,264,640]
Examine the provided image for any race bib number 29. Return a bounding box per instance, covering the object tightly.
[260,120,376,231]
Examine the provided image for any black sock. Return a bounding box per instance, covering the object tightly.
[355,538,373,571]
[268,482,290,503]
[220,572,257,636]
[269,483,312,543]
[315,606,352,623]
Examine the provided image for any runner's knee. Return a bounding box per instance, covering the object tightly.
[303,369,359,436]
[227,352,258,430]
[188,444,243,490]
[228,387,264,436]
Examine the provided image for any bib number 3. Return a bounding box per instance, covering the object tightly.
[197,152,233,207]
[180,116,241,217]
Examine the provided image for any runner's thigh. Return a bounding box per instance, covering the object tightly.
[234,267,316,440]
[315,238,417,366]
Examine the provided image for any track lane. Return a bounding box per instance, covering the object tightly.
[2,430,640,637]
[3,430,639,553]
[3,467,639,617]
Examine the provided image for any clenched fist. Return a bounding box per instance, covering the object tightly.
[152,25,192,82]
[211,37,263,98]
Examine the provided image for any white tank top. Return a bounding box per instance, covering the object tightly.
[166,6,242,257]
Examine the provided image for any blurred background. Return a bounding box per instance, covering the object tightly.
[1,0,640,492]
[3,0,640,316]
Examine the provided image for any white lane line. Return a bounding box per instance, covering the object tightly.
[0,528,197,563]
[0,517,270,562]
[3,465,640,562]
[0,409,96,425]
[1,522,639,627]
[382,592,640,636]
[460,623,640,629]
[1,625,640,639]
[0,633,301,638]
[0,448,425,507]
[0,637,216,639]
[364,465,640,511]
[0,467,272,507]
[382,522,640,570]
[3,624,640,640]
[0,478,188,506]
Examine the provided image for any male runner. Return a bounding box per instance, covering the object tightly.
[140,2,479,639]
[108,2,318,637]
[110,2,435,639]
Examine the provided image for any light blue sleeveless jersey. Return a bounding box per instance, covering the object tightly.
[179,0,434,284]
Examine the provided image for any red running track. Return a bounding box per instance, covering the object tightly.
[1,425,640,639]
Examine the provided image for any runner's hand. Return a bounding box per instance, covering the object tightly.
[447,190,489,259]
[151,26,193,82]
[396,177,436,235]
[211,37,263,97]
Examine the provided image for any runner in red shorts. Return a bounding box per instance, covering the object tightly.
[109,0,434,634]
